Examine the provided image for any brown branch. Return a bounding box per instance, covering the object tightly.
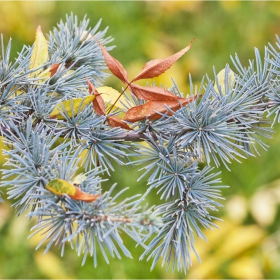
[66,211,133,224]
[108,130,153,142]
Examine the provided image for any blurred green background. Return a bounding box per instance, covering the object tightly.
[1,1,280,278]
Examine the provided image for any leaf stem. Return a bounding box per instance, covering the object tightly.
[106,83,130,114]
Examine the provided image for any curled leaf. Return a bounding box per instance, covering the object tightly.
[86,77,95,94]
[93,91,105,116]
[107,116,132,130]
[46,179,100,203]
[29,25,48,77]
[73,187,100,202]
[129,84,179,101]
[131,38,194,82]
[86,78,105,116]
[97,41,129,84]
[124,97,195,122]
[50,95,95,120]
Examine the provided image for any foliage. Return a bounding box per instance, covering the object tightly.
[0,12,280,275]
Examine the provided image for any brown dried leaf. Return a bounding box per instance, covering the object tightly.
[86,78,105,116]
[123,97,195,122]
[50,64,60,77]
[129,84,179,101]
[86,77,95,93]
[97,41,129,84]
[93,91,105,116]
[72,187,100,203]
[107,116,132,130]
[131,38,194,82]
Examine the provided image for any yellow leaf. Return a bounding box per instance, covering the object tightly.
[49,95,95,120]
[34,67,52,83]
[187,221,266,279]
[214,67,235,95]
[46,179,76,196]
[228,255,263,279]
[214,224,266,259]
[250,189,277,227]
[46,178,100,203]
[96,86,128,111]
[34,250,73,279]
[29,25,48,77]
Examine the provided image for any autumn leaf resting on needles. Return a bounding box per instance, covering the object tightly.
[96,37,196,122]
[48,37,195,125]
[123,96,198,122]
[98,37,194,84]
[106,115,132,130]
[29,25,48,78]
[86,77,106,116]
[46,178,100,203]
[86,78,131,129]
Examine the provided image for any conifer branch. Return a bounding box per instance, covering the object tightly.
[0,13,279,273]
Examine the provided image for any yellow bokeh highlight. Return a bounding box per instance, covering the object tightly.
[188,220,266,278]
[220,1,240,12]
[155,1,202,13]
[34,250,74,279]
[0,2,55,42]
[228,255,263,278]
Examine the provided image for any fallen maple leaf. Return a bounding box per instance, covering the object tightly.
[131,38,194,82]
